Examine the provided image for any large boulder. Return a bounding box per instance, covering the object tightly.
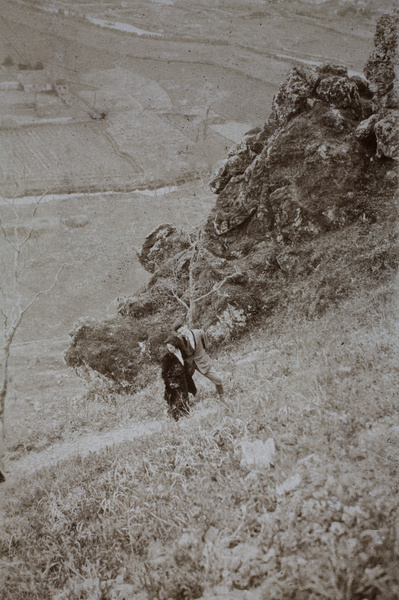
[204,96,389,258]
[315,76,361,111]
[137,224,189,274]
[268,67,315,127]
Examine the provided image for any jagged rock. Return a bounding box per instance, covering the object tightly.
[355,114,379,140]
[137,224,188,273]
[296,65,321,89]
[364,13,398,100]
[207,304,247,344]
[210,127,270,195]
[211,188,259,236]
[270,185,311,238]
[205,92,385,256]
[350,75,373,99]
[269,67,313,127]
[318,63,348,78]
[248,242,277,272]
[117,292,157,319]
[359,99,375,120]
[315,76,361,110]
[375,113,399,158]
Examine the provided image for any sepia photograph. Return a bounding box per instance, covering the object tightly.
[0,0,398,598]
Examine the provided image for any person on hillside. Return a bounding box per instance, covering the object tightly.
[174,321,224,399]
[161,335,197,421]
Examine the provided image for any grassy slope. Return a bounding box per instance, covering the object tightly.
[1,4,398,594]
[1,273,398,599]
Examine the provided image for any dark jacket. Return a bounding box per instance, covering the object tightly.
[161,351,197,420]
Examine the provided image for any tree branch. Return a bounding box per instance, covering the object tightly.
[3,187,20,222]
[193,272,238,304]
[0,219,19,252]
[19,188,53,250]
[19,263,71,320]
[18,238,55,278]
[0,309,7,328]
[170,288,190,312]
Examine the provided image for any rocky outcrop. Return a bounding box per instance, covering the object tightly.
[364,13,398,103]
[137,224,189,274]
[206,21,398,258]
[65,14,399,389]
[374,112,399,158]
[363,11,399,158]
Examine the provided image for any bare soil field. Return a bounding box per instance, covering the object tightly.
[1,183,215,342]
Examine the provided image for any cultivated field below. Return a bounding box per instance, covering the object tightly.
[0,0,385,196]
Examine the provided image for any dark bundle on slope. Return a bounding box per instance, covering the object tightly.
[65,13,398,390]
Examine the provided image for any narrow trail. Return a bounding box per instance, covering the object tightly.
[10,420,163,479]
[2,405,219,485]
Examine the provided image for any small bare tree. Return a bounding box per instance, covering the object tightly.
[170,225,238,327]
[0,190,70,478]
[164,168,239,326]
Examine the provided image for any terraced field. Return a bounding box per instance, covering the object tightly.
[0,123,141,196]
[0,0,385,197]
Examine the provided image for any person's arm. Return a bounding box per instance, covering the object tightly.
[177,337,187,357]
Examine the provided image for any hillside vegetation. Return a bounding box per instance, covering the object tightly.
[1,282,398,599]
[1,11,398,600]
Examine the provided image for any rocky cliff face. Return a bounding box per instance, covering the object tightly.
[205,64,397,258]
[65,13,398,389]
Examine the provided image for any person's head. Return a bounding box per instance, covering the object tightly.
[166,334,181,353]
